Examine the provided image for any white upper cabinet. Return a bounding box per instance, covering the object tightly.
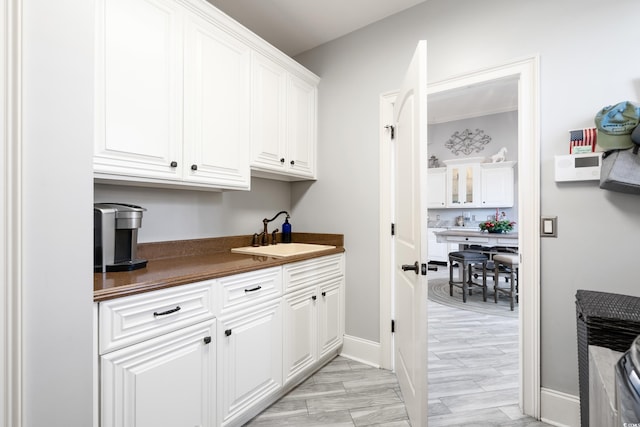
[250,52,318,181]
[94,0,319,190]
[480,161,515,207]
[250,52,288,174]
[445,161,482,208]
[427,168,447,208]
[94,0,184,181]
[183,12,251,189]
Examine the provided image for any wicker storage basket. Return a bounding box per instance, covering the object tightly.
[575,290,640,427]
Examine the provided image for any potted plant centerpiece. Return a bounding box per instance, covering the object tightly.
[479,218,515,233]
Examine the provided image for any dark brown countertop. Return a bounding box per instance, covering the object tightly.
[94,233,345,302]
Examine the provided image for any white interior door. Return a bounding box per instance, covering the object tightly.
[393,41,429,426]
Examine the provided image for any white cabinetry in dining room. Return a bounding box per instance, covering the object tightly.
[427,227,452,263]
[427,167,447,208]
[480,161,515,207]
[98,281,217,427]
[444,159,482,208]
[250,51,318,181]
[215,267,283,427]
[282,254,345,385]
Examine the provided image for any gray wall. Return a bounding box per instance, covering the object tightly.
[95,178,292,243]
[293,0,640,396]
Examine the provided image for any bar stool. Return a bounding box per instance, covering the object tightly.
[448,251,488,303]
[493,253,519,311]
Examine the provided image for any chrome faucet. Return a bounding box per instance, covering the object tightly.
[254,211,289,246]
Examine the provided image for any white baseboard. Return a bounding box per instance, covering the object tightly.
[340,334,381,368]
[540,387,580,427]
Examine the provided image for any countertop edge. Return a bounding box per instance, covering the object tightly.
[94,234,345,302]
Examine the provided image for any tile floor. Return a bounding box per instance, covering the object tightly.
[245,269,551,426]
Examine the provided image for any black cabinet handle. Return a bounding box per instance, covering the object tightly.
[311,295,317,301]
[280,158,285,163]
[203,336,212,345]
[244,285,262,293]
[290,160,295,165]
[153,306,181,317]
[225,329,232,337]
[401,262,419,275]
[170,161,178,168]
[191,164,198,171]
[321,291,326,297]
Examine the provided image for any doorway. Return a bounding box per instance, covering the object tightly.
[379,55,541,418]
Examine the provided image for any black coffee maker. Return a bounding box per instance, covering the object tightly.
[94,203,147,273]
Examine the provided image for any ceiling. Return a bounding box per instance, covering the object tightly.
[428,78,519,124]
[206,0,427,57]
[206,0,518,123]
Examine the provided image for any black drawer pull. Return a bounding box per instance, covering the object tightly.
[225,329,232,337]
[153,306,181,317]
[312,295,317,301]
[244,285,262,293]
[321,291,326,297]
[203,336,212,345]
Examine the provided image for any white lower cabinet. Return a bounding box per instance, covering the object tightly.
[100,319,216,427]
[317,277,344,358]
[283,255,345,385]
[216,299,283,426]
[282,286,317,383]
[96,254,344,427]
[428,227,453,263]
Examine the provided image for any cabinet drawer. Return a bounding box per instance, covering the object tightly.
[99,281,215,354]
[284,253,344,292]
[217,267,282,314]
[446,236,490,244]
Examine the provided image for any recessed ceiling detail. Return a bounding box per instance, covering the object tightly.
[445,129,492,156]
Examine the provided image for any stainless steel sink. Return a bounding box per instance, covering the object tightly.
[231,243,336,258]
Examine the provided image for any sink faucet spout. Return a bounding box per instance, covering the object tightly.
[261,211,290,245]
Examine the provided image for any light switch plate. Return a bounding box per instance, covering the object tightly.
[540,216,557,237]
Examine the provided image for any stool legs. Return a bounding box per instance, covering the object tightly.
[493,260,518,311]
[449,258,487,303]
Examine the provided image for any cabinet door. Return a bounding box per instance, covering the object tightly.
[427,228,448,263]
[217,300,283,426]
[94,0,183,180]
[250,52,288,173]
[101,320,215,427]
[447,164,481,207]
[283,286,317,385]
[183,12,251,190]
[286,75,317,178]
[481,165,514,207]
[318,277,344,359]
[427,168,446,208]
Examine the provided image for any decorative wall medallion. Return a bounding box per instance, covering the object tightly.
[445,129,492,155]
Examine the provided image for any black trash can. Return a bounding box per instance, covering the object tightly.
[575,290,640,427]
[616,335,640,423]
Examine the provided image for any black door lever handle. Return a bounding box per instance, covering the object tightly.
[401,262,419,275]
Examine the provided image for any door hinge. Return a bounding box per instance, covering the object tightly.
[391,223,395,236]
[391,319,395,333]
[385,125,395,140]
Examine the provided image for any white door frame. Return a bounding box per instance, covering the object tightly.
[2,0,23,426]
[379,55,541,418]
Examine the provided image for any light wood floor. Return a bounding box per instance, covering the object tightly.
[246,270,551,426]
